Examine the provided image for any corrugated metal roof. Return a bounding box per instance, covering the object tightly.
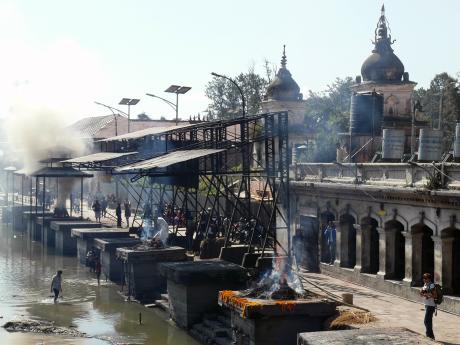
[32,167,93,178]
[98,123,196,142]
[61,152,137,164]
[70,115,115,138]
[116,149,225,172]
[13,168,27,176]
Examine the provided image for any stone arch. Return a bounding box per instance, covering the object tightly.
[384,220,405,280]
[320,210,336,263]
[339,206,358,223]
[440,227,460,295]
[411,223,434,286]
[408,215,438,236]
[360,216,379,274]
[385,94,399,116]
[339,213,356,268]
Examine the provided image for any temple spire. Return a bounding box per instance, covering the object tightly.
[373,4,394,53]
[281,45,287,68]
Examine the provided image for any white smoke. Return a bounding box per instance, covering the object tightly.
[5,105,89,173]
[0,27,108,172]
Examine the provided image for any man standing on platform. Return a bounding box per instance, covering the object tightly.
[323,221,336,265]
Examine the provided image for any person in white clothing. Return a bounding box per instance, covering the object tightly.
[152,215,169,244]
[420,272,437,340]
[50,270,63,303]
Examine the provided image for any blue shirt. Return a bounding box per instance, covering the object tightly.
[324,226,336,244]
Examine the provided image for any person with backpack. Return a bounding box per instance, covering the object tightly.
[420,272,438,340]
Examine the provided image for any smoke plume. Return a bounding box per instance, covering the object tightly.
[4,105,89,173]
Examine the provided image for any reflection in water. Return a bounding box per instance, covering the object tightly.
[0,224,199,345]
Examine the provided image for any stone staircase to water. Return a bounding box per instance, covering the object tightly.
[152,293,171,312]
[152,294,234,345]
[189,311,234,345]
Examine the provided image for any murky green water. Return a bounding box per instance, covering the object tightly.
[0,223,200,345]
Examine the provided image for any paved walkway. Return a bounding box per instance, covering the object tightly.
[299,271,460,344]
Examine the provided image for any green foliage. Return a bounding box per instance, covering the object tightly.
[303,77,354,162]
[414,72,460,145]
[205,66,269,120]
[424,171,443,190]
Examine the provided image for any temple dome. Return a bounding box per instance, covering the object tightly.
[264,46,302,101]
[361,51,404,82]
[361,5,405,83]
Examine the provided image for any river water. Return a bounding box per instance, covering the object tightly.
[0,223,200,345]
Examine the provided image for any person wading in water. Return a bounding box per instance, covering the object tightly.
[50,270,63,303]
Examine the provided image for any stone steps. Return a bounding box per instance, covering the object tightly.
[189,311,233,345]
[153,293,171,312]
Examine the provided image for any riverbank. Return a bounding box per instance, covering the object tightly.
[0,223,199,345]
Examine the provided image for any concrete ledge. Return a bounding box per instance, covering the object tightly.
[160,260,247,285]
[219,245,251,265]
[320,263,460,315]
[298,327,437,344]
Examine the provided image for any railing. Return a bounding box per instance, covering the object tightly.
[293,162,460,190]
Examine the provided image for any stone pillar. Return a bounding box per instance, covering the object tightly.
[433,236,454,294]
[403,231,423,286]
[333,220,341,267]
[377,227,386,279]
[353,224,362,272]
[402,231,413,286]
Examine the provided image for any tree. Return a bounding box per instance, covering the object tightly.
[414,72,460,144]
[303,77,354,162]
[205,66,269,120]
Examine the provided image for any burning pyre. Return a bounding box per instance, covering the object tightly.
[243,256,310,300]
[218,258,315,319]
[133,216,170,250]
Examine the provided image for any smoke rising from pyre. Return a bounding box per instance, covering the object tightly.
[5,105,89,174]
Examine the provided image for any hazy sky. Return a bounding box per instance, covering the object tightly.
[0,0,459,124]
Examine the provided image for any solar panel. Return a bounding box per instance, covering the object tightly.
[164,85,181,93]
[176,86,191,94]
[119,98,131,105]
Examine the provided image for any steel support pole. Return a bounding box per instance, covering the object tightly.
[175,93,179,126]
[128,104,131,133]
[80,178,83,219]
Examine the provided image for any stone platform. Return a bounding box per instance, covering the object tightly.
[72,227,131,265]
[23,211,53,241]
[94,237,141,283]
[117,245,187,303]
[50,220,102,256]
[298,327,437,345]
[160,260,247,329]
[219,290,336,345]
[37,216,80,247]
[12,205,37,231]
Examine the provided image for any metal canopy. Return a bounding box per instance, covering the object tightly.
[97,123,195,142]
[31,167,93,178]
[116,148,225,172]
[13,168,27,176]
[61,152,137,164]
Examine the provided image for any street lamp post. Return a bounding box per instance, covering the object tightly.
[437,81,457,130]
[119,98,140,133]
[411,100,423,156]
[94,101,128,136]
[146,84,191,126]
[211,72,245,118]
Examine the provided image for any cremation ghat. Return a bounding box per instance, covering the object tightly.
[218,290,336,345]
